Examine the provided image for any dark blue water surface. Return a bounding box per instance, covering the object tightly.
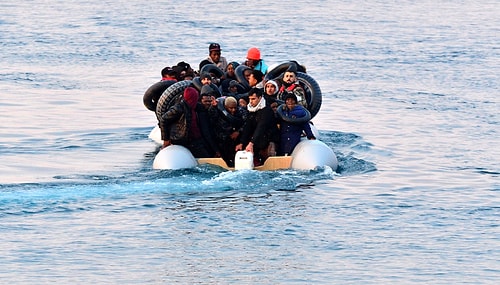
[1,0,498,284]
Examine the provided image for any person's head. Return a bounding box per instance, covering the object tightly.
[229,80,239,93]
[284,93,298,110]
[176,61,194,80]
[200,85,215,109]
[243,69,252,81]
[270,101,278,113]
[248,70,263,87]
[199,59,212,72]
[161,66,177,79]
[246,47,261,69]
[208,43,222,63]
[224,96,238,115]
[183,87,199,109]
[226,61,239,77]
[200,72,212,85]
[282,64,298,85]
[247,88,263,107]
[200,94,213,109]
[264,80,279,96]
[239,96,249,108]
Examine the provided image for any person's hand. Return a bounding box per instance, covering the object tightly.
[162,140,171,149]
[230,131,239,140]
[211,96,217,106]
[245,142,254,153]
[235,143,243,151]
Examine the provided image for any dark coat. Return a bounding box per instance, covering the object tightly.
[277,105,315,155]
[160,100,220,156]
[240,105,279,150]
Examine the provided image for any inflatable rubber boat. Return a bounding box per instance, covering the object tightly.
[145,61,338,171]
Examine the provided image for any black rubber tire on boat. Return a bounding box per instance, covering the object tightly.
[143,80,176,112]
[234,65,252,91]
[191,77,223,98]
[296,72,322,119]
[264,61,306,82]
[155,80,192,121]
[276,104,312,124]
[199,63,224,78]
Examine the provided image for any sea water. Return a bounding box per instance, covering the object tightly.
[0,0,498,284]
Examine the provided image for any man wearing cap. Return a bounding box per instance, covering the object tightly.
[201,43,228,71]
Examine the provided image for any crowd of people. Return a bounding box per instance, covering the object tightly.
[154,43,316,167]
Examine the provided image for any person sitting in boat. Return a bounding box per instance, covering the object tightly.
[248,69,264,89]
[200,43,228,72]
[173,61,195,81]
[223,80,240,97]
[276,93,316,156]
[277,64,306,107]
[159,87,219,158]
[235,88,279,166]
[244,47,268,74]
[161,66,177,81]
[264,79,281,113]
[219,61,239,95]
[212,96,246,167]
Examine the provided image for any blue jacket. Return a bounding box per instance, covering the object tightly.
[277,105,315,155]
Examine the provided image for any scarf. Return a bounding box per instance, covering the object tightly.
[247,96,266,113]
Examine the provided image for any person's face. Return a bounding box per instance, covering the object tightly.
[239,99,247,108]
[209,50,221,63]
[229,85,237,93]
[201,95,212,109]
[226,64,235,76]
[244,70,251,81]
[201,77,212,85]
[265,83,276,95]
[246,59,256,69]
[248,94,260,107]
[225,101,238,115]
[285,97,297,109]
[283,71,296,84]
[248,74,258,87]
[271,102,278,112]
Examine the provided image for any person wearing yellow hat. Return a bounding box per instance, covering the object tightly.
[244,47,268,74]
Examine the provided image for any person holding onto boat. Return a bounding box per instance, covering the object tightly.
[159,87,219,158]
[235,88,279,165]
[200,43,228,71]
[277,64,306,106]
[276,93,316,156]
[244,47,268,74]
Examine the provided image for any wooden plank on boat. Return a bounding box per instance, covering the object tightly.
[197,156,293,171]
[197,158,233,170]
[255,156,292,171]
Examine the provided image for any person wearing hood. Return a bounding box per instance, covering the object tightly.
[276,93,316,156]
[235,88,279,166]
[277,64,306,107]
[220,61,240,95]
[159,87,219,158]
